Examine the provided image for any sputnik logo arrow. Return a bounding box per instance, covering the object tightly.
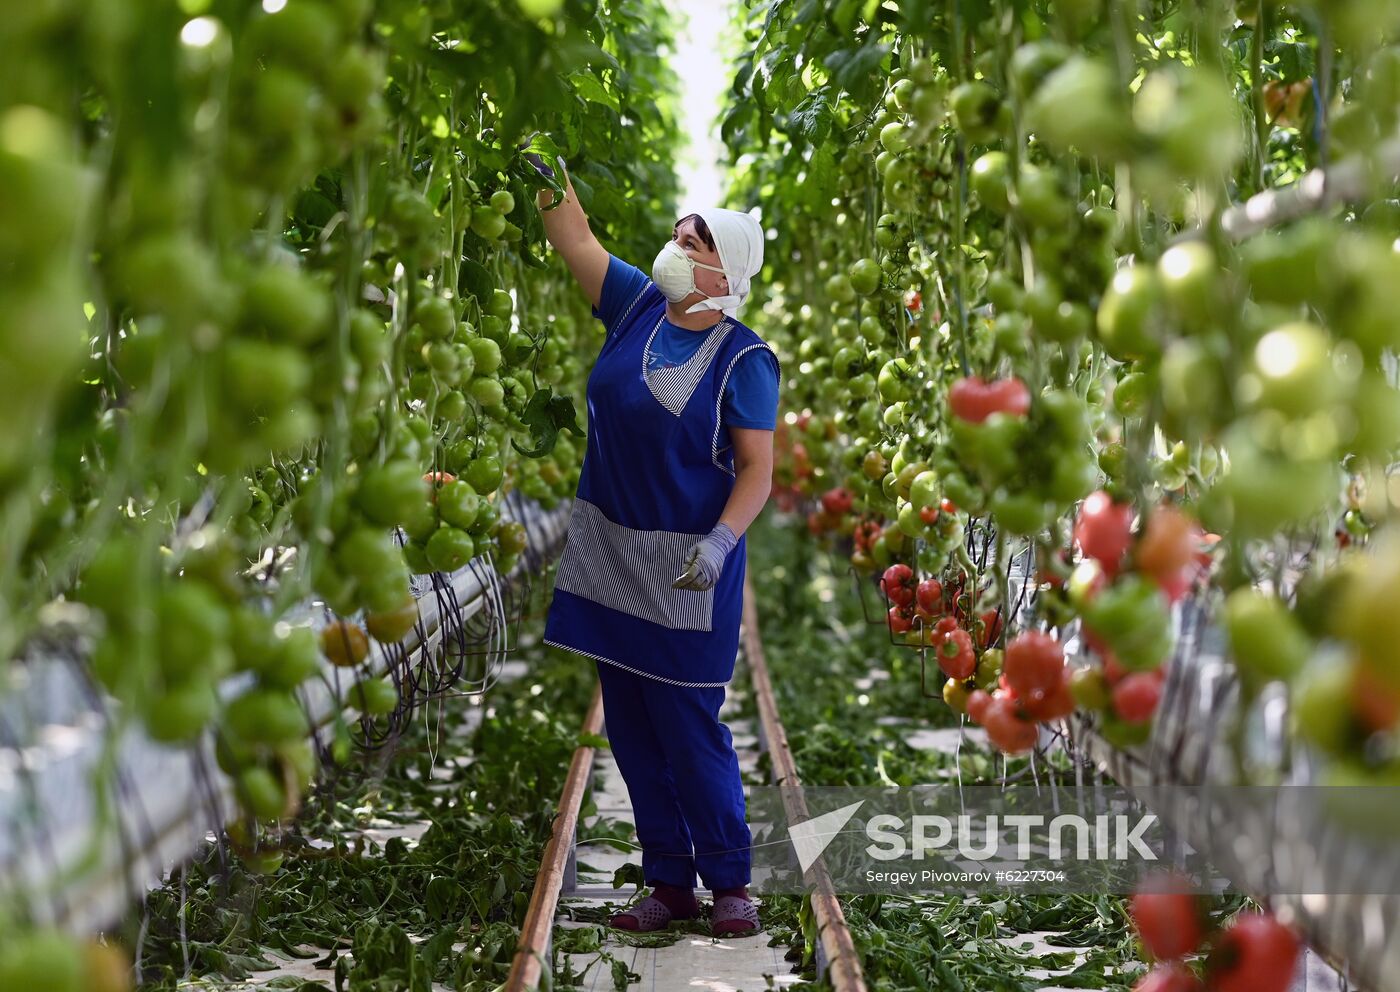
[788,801,866,872]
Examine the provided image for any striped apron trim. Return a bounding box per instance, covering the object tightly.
[642,317,733,416]
[552,497,716,632]
[542,637,732,688]
[711,343,783,476]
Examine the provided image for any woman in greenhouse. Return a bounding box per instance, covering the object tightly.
[527,150,780,937]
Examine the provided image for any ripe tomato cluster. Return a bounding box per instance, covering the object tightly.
[1128,877,1300,992]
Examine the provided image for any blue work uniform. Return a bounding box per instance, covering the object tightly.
[542,252,780,890]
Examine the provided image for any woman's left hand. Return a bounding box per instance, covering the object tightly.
[672,523,738,591]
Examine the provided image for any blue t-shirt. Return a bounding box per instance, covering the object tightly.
[590,253,780,432]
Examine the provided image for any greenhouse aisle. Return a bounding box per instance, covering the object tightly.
[553,659,805,991]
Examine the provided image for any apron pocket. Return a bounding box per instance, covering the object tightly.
[554,498,715,632]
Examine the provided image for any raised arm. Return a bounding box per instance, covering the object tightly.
[535,162,609,310]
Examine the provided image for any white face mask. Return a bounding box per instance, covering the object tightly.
[651,240,729,310]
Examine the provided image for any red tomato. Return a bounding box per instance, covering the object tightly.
[919,504,940,524]
[1208,914,1299,992]
[1004,631,1065,697]
[1155,567,1193,603]
[933,616,960,637]
[940,497,958,515]
[887,605,914,634]
[1351,662,1400,733]
[1136,505,1195,582]
[938,628,977,680]
[1193,528,1221,569]
[905,288,923,313]
[977,609,1004,649]
[1136,964,1203,992]
[821,487,854,516]
[983,696,1039,753]
[916,579,944,614]
[1130,887,1204,960]
[949,375,1032,423]
[998,672,1021,703]
[1075,490,1135,575]
[1022,668,1076,721]
[422,471,456,499]
[806,511,827,536]
[966,689,994,723]
[854,520,883,552]
[1113,671,1164,723]
[881,563,916,606]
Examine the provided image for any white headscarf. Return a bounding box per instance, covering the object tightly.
[685,207,765,319]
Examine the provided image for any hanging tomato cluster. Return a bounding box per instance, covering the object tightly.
[729,0,1400,787]
[0,0,684,903]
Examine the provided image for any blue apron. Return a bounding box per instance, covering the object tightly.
[543,280,779,687]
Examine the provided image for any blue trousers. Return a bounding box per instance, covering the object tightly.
[594,660,751,890]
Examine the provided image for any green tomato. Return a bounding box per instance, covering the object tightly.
[1100,714,1152,748]
[1243,322,1339,418]
[487,288,514,319]
[1224,588,1311,688]
[1160,338,1225,426]
[989,489,1053,536]
[1348,371,1400,459]
[1097,265,1164,361]
[337,527,402,583]
[849,258,882,296]
[1292,661,1355,757]
[464,454,505,494]
[145,679,219,743]
[0,931,83,992]
[471,206,506,239]
[496,520,529,555]
[224,689,308,746]
[1134,65,1243,181]
[877,357,912,403]
[909,469,941,511]
[349,676,398,716]
[468,336,503,374]
[1015,165,1070,227]
[1026,56,1130,159]
[950,80,1002,144]
[437,479,482,530]
[426,525,476,572]
[356,460,429,527]
[238,766,287,821]
[1112,370,1154,419]
[827,273,856,303]
[244,265,331,346]
[879,121,911,154]
[1082,575,1172,671]
[1010,40,1070,100]
[490,189,516,214]
[1069,666,1111,711]
[1157,241,1222,328]
[416,297,456,340]
[1047,452,1098,505]
[970,152,1011,213]
[470,376,505,406]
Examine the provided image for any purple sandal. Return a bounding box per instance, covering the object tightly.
[710,895,762,938]
[609,891,700,932]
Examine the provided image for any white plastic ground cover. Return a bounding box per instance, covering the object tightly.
[1062,597,1400,992]
[0,496,572,936]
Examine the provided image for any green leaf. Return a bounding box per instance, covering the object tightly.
[511,387,585,458]
[569,71,620,112]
